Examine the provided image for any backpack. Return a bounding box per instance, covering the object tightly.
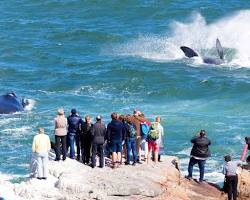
[128,123,136,138]
[148,122,160,141]
[140,122,150,138]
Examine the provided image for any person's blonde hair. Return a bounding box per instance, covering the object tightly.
[57,108,64,115]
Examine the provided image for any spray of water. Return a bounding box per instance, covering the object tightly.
[115,10,250,67]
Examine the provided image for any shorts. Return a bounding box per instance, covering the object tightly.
[148,141,159,152]
[110,140,122,153]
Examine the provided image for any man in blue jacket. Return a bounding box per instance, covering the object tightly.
[107,112,125,168]
[67,109,82,159]
[186,129,211,183]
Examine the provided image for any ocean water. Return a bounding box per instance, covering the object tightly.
[0,0,250,184]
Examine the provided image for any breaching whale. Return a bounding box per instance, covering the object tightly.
[0,92,29,114]
[180,39,224,65]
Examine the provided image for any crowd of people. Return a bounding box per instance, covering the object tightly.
[31,108,250,200]
[32,109,165,175]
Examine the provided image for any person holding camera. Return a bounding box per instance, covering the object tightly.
[186,129,211,183]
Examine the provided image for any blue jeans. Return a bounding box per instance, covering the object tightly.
[126,138,137,163]
[68,133,77,158]
[188,157,206,181]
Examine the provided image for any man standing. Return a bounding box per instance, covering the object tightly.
[91,115,106,168]
[186,129,211,183]
[80,115,93,164]
[32,128,51,180]
[107,112,125,168]
[67,109,81,159]
[127,110,150,163]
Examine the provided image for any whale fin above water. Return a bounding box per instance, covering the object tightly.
[180,46,198,58]
[216,38,224,60]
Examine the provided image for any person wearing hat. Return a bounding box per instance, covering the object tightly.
[91,115,106,168]
[185,129,211,183]
[67,109,82,159]
[54,108,68,161]
[32,128,51,179]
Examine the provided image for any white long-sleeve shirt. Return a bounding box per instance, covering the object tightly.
[223,160,241,176]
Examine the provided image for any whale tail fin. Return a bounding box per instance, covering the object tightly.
[180,46,198,58]
[216,38,224,60]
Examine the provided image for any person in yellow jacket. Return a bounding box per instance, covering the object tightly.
[32,128,51,180]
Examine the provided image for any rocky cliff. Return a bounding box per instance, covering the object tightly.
[0,155,249,200]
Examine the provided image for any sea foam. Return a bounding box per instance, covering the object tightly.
[114,10,250,68]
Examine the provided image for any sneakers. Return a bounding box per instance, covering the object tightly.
[185,176,192,180]
[124,161,130,165]
[132,162,136,166]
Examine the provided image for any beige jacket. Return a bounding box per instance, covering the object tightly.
[54,115,67,136]
[128,115,148,137]
[32,134,51,153]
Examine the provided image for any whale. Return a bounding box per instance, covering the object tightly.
[180,38,224,65]
[0,92,29,114]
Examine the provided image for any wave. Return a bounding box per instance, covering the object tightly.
[113,10,250,67]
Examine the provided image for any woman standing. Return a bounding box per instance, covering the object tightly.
[32,128,51,180]
[54,108,68,161]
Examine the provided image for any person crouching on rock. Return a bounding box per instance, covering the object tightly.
[223,155,241,200]
[107,112,125,168]
[186,129,211,183]
[91,115,106,168]
[32,128,51,180]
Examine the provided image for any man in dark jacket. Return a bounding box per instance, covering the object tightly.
[80,115,93,164]
[67,109,82,159]
[186,129,211,182]
[107,112,125,168]
[91,115,106,168]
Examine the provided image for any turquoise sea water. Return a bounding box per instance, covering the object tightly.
[1,0,250,183]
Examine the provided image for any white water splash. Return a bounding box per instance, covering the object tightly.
[114,10,250,67]
[24,99,36,111]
